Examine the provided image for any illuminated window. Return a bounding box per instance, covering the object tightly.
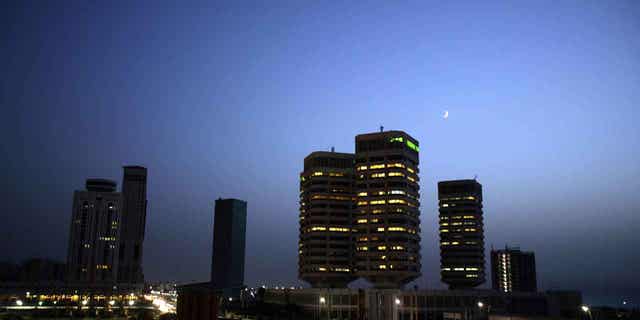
[358,237,368,242]
[376,191,386,195]
[407,176,416,182]
[357,246,368,251]
[357,165,368,171]
[391,246,404,250]
[441,229,449,233]
[329,172,344,177]
[371,173,386,178]
[357,201,368,206]
[466,274,479,278]
[441,242,450,246]
[378,265,387,269]
[465,267,479,271]
[312,172,323,176]
[451,241,459,245]
[465,196,475,200]
[406,167,415,173]
[370,200,386,205]
[357,219,368,224]
[310,227,326,231]
[372,209,383,214]
[377,227,385,232]
[371,218,379,223]
[357,192,368,197]
[377,246,387,250]
[370,164,385,169]
[388,227,406,232]
[441,223,449,226]
[454,267,465,271]
[329,227,349,232]
[464,228,477,232]
[451,222,462,226]
[387,163,405,168]
[441,204,449,207]
[318,267,327,271]
[388,199,406,204]
[463,215,475,219]
[334,268,350,272]
[442,267,451,271]
[389,137,403,143]
[388,172,404,177]
[390,190,405,195]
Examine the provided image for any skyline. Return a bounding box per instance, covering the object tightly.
[2,0,639,306]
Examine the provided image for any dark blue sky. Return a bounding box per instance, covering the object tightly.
[2,1,639,304]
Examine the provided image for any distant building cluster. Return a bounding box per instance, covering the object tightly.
[66,166,148,289]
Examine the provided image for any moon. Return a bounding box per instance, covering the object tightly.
[443,110,449,119]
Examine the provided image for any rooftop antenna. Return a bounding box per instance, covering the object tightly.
[380,125,384,132]
[331,146,335,152]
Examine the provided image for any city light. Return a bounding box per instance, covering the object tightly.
[16,300,23,306]
[129,300,135,306]
[109,300,116,306]
[581,305,589,313]
[477,301,484,308]
[38,301,43,306]
[319,296,326,304]
[395,298,401,306]
[82,300,88,306]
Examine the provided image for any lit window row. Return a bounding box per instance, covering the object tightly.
[358,192,368,197]
[388,199,406,204]
[96,265,110,270]
[311,172,345,177]
[464,228,477,232]
[466,274,479,278]
[388,172,404,177]
[357,246,368,251]
[357,219,367,224]
[370,164,385,170]
[391,246,404,250]
[310,195,353,201]
[441,196,476,201]
[99,236,116,241]
[371,173,385,178]
[370,200,385,205]
[377,246,387,250]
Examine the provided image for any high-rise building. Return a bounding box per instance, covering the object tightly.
[211,198,247,297]
[299,151,356,288]
[118,166,148,285]
[438,179,485,289]
[354,130,421,288]
[66,179,122,284]
[491,246,537,292]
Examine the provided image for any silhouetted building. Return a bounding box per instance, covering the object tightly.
[118,166,147,286]
[438,179,485,289]
[299,151,356,288]
[491,246,537,292]
[66,179,122,284]
[354,130,421,288]
[211,198,247,297]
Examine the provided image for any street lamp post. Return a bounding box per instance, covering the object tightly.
[395,297,402,320]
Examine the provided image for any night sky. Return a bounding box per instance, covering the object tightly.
[2,1,639,306]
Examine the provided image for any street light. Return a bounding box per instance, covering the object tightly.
[16,300,23,306]
[395,298,401,306]
[319,296,326,304]
[581,305,589,313]
[128,300,135,306]
[478,301,484,308]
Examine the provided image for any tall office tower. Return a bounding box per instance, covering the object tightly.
[299,151,356,288]
[491,246,537,292]
[354,130,421,288]
[118,166,148,285]
[438,179,485,289]
[67,179,122,284]
[211,198,247,297]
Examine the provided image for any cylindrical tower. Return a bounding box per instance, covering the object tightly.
[354,131,421,288]
[438,179,486,289]
[299,151,356,288]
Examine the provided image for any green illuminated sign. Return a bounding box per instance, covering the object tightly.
[389,137,404,143]
[406,140,419,152]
